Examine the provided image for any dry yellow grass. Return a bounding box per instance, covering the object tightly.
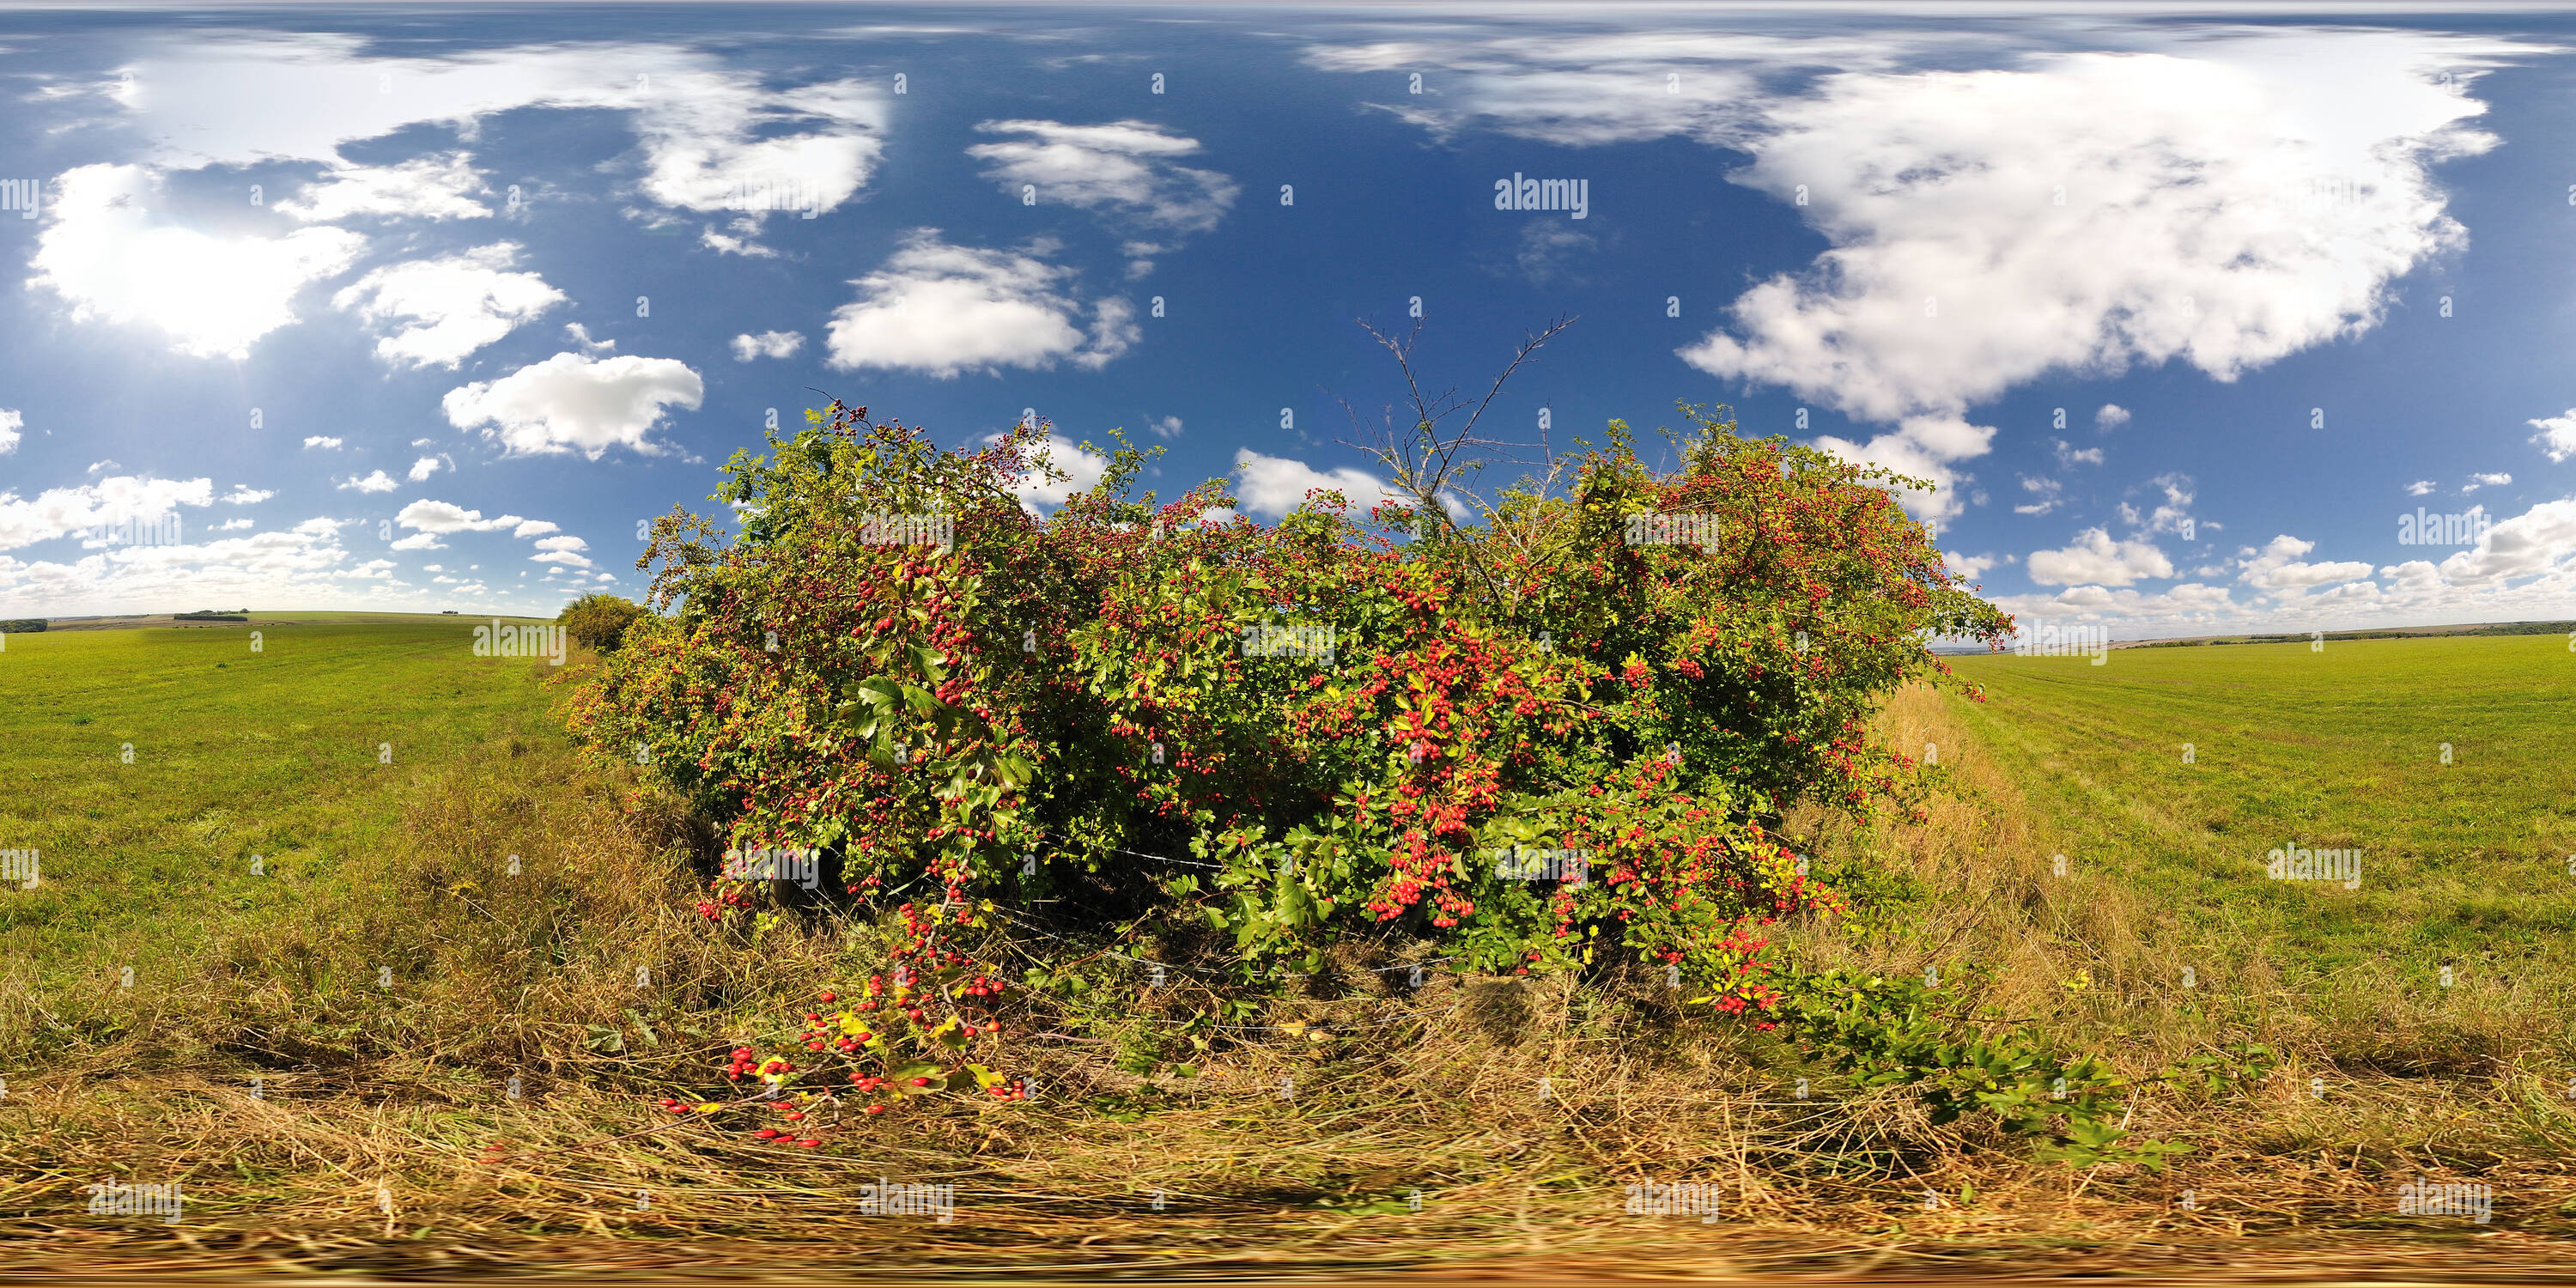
[3,684,2572,1277]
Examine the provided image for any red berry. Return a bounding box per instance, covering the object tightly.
[865,1104,886,1115]
[818,992,836,1002]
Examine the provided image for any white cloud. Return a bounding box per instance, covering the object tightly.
[408,456,445,482]
[220,487,274,505]
[0,410,20,456]
[441,351,704,458]
[2053,438,2103,467]
[564,322,617,355]
[510,519,560,538]
[216,517,253,532]
[2094,404,2131,431]
[1812,415,1996,522]
[1945,550,1998,580]
[2530,410,2576,464]
[532,535,587,553]
[731,330,805,361]
[339,470,398,493]
[396,500,526,534]
[1680,43,2504,430]
[30,163,364,360]
[2239,534,2375,592]
[2013,475,2064,517]
[2463,471,2511,493]
[2433,498,2576,586]
[966,119,1238,235]
[2026,527,2173,586]
[2129,472,2196,538]
[334,243,565,369]
[303,435,343,450]
[113,36,884,221]
[1232,449,1402,519]
[275,153,489,222]
[2405,479,2438,496]
[824,232,1136,377]
[391,532,446,551]
[0,476,213,551]
[1147,415,1182,440]
[986,433,1111,513]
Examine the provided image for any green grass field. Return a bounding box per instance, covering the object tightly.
[3,621,2573,1273]
[0,617,570,1048]
[1945,635,2576,968]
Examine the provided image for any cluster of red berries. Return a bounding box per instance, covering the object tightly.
[696,878,753,920]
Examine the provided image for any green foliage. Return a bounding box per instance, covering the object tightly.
[558,593,647,653]
[0,618,46,633]
[569,400,2007,1018]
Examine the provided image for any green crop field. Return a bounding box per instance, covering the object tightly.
[1942,636,2576,969]
[0,617,568,1029]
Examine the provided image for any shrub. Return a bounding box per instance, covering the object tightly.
[0,619,44,633]
[568,399,2008,1018]
[559,593,647,653]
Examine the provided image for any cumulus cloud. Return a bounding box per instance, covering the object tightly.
[564,322,616,354]
[2126,472,2196,537]
[730,330,805,361]
[1232,449,1403,519]
[303,435,343,450]
[2094,404,2131,431]
[29,163,364,359]
[530,534,594,568]
[408,456,445,482]
[333,243,565,369]
[0,475,213,551]
[339,470,398,493]
[395,500,526,534]
[824,232,1137,377]
[2462,471,2511,493]
[275,152,489,221]
[0,515,365,617]
[2026,527,2174,586]
[1680,43,2505,431]
[1811,415,1995,522]
[2053,439,2103,468]
[441,352,704,458]
[2405,479,2438,496]
[2433,498,2576,586]
[1147,415,1182,440]
[2014,475,2065,517]
[2238,535,2375,592]
[0,410,19,455]
[221,487,274,505]
[114,36,885,222]
[2530,410,2576,463]
[1945,550,2000,580]
[966,119,1238,236]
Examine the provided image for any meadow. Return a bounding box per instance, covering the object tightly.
[2,621,2572,1277]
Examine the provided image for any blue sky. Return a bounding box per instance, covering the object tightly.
[3,3,2573,638]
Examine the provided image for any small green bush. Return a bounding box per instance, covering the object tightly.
[559,593,647,653]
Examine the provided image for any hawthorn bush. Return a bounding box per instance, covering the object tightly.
[559,592,647,653]
[572,398,2004,1016]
